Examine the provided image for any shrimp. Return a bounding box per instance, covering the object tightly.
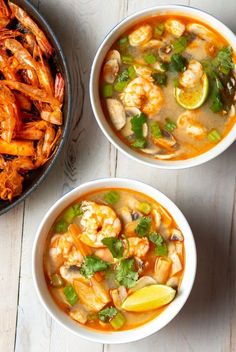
[0,49,17,81]
[177,111,206,139]
[80,201,121,248]
[9,2,53,57]
[5,39,36,70]
[0,138,34,156]
[33,43,54,95]
[179,60,203,88]
[0,0,10,28]
[129,24,152,47]
[133,65,154,82]
[165,19,185,38]
[49,233,75,271]
[0,28,21,41]
[121,77,164,116]
[54,73,65,104]
[124,237,149,258]
[0,85,21,142]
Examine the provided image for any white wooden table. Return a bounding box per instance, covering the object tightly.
[1,0,236,351]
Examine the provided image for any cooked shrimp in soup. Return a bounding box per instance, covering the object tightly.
[99,15,236,160]
[44,188,185,331]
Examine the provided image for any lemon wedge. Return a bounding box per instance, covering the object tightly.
[175,72,209,110]
[121,284,176,312]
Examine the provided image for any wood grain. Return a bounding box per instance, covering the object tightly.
[0,0,235,351]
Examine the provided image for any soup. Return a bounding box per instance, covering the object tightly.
[99,15,236,160]
[44,188,185,331]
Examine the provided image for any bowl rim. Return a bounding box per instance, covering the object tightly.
[89,4,236,170]
[32,177,197,344]
[0,0,72,216]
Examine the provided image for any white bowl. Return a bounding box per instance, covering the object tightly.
[32,178,197,344]
[90,5,236,169]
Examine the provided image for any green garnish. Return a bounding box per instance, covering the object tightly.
[131,138,146,149]
[115,258,139,288]
[51,273,65,288]
[143,53,157,65]
[128,65,136,79]
[118,36,129,47]
[121,54,134,64]
[165,118,177,133]
[79,255,110,278]
[213,46,234,75]
[172,36,188,54]
[154,23,165,37]
[150,121,162,139]
[114,81,128,92]
[110,311,126,329]
[135,216,152,237]
[63,203,83,223]
[63,285,78,306]
[151,72,167,86]
[149,231,168,256]
[160,62,169,72]
[170,54,187,72]
[117,69,129,82]
[102,237,124,259]
[102,84,113,98]
[98,306,118,322]
[137,202,152,215]
[207,129,221,143]
[173,77,179,87]
[131,112,147,138]
[104,190,120,204]
[210,77,223,112]
[55,219,68,233]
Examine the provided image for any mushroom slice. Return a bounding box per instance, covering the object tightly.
[166,276,179,289]
[106,98,126,130]
[103,59,119,84]
[140,147,160,155]
[170,228,184,241]
[125,107,141,117]
[129,276,156,293]
[154,151,180,160]
[186,23,217,42]
[142,123,148,137]
[152,208,161,229]
[106,49,121,64]
[153,130,177,150]
[142,39,162,50]
[70,304,89,324]
[60,265,86,283]
[158,42,173,62]
[120,206,132,224]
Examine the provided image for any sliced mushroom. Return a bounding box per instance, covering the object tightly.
[129,276,156,293]
[106,49,121,64]
[103,59,119,84]
[152,208,161,229]
[154,151,180,160]
[166,276,179,289]
[120,206,132,224]
[229,104,236,117]
[153,130,177,150]
[158,42,173,62]
[170,228,184,241]
[154,257,172,284]
[60,265,85,283]
[106,98,126,130]
[110,286,127,309]
[153,61,166,72]
[140,147,161,155]
[169,252,182,276]
[70,304,89,324]
[142,122,148,137]
[186,23,217,42]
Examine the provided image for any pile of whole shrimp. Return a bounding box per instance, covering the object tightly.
[0,1,64,201]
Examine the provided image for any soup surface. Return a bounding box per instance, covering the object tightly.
[99,15,236,160]
[44,188,185,331]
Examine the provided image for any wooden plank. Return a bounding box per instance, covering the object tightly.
[0,204,24,352]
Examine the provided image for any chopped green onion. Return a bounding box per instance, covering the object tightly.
[154,23,165,37]
[98,306,118,322]
[150,121,162,139]
[63,285,78,306]
[63,203,83,223]
[137,202,152,215]
[172,36,188,54]
[173,77,179,87]
[55,219,68,233]
[102,84,113,98]
[165,118,177,133]
[104,191,120,204]
[160,62,169,72]
[51,273,65,288]
[207,129,221,143]
[131,112,147,138]
[114,81,128,92]
[155,243,168,256]
[131,138,146,149]
[143,53,157,65]
[110,311,126,330]
[128,65,136,79]
[149,232,168,256]
[118,36,129,47]
[121,54,134,64]
[151,72,167,86]
[117,69,129,82]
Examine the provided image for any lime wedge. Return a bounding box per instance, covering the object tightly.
[175,72,209,110]
[121,284,176,312]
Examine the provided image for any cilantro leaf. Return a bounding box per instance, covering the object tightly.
[151,72,167,86]
[131,113,147,138]
[117,69,130,82]
[102,237,124,259]
[213,46,234,75]
[104,191,120,204]
[149,231,168,256]
[131,137,146,148]
[172,36,188,54]
[98,306,118,322]
[135,216,152,237]
[170,54,187,72]
[79,255,110,278]
[115,258,138,288]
